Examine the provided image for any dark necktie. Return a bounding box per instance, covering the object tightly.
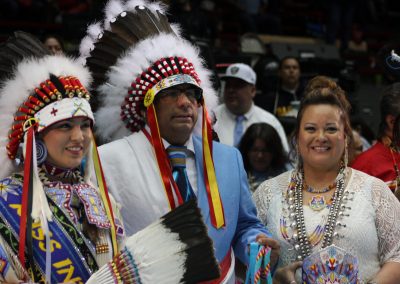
[166,146,196,202]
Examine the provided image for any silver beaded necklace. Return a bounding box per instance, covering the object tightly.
[289,167,347,260]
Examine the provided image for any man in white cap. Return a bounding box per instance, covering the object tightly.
[213,63,289,151]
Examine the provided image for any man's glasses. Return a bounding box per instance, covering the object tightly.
[158,86,203,103]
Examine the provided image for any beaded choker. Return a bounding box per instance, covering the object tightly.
[41,162,83,184]
[305,182,336,193]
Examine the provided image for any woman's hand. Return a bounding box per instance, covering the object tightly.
[273,261,303,284]
[255,234,280,267]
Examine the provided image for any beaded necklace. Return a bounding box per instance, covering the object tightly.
[305,181,336,194]
[287,167,348,260]
[41,162,83,184]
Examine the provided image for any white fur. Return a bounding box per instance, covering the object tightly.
[103,0,125,31]
[87,21,103,40]
[79,22,103,63]
[124,0,168,14]
[78,35,94,63]
[0,55,92,178]
[95,33,218,141]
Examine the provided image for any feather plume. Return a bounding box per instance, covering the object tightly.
[0,31,49,83]
[95,33,217,141]
[79,22,104,64]
[103,0,125,31]
[86,200,220,283]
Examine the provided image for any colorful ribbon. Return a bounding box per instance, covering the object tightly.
[245,242,272,284]
[92,137,119,257]
[146,105,183,208]
[144,95,225,228]
[201,105,224,228]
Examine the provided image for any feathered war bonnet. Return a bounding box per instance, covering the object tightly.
[80,0,224,228]
[0,31,118,275]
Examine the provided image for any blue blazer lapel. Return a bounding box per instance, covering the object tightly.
[193,136,211,222]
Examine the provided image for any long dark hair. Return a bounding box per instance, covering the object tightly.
[239,122,288,172]
[378,83,400,139]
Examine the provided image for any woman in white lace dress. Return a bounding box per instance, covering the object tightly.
[253,76,400,284]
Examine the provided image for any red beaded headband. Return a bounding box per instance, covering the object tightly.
[7,76,90,159]
[120,56,201,132]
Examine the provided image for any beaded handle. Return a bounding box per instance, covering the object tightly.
[245,243,272,284]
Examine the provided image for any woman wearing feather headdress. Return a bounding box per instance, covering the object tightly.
[0,31,220,284]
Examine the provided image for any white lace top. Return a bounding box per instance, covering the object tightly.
[253,168,400,282]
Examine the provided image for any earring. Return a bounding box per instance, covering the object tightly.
[36,139,47,165]
[343,137,349,167]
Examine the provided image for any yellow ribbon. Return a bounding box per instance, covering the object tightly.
[91,137,118,256]
[202,107,225,228]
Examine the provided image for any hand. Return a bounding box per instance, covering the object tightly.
[255,234,280,267]
[273,261,303,284]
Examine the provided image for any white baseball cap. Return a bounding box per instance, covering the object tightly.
[221,63,257,85]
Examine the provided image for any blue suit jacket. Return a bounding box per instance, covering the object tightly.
[193,136,269,264]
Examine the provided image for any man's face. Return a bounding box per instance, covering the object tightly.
[154,84,201,145]
[279,58,300,88]
[223,78,255,115]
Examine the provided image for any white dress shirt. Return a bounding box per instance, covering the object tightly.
[163,136,198,195]
[213,103,289,152]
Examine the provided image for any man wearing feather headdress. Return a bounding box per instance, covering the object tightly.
[0,30,221,284]
[80,0,279,283]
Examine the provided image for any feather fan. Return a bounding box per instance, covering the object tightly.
[86,199,220,283]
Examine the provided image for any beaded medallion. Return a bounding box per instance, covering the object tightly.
[308,195,326,211]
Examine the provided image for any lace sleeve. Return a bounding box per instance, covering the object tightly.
[252,180,274,225]
[371,179,400,264]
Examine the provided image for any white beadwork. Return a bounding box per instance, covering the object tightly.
[253,169,400,282]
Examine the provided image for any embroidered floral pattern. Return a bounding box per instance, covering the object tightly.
[0,178,20,201]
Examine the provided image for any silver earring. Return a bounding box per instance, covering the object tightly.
[343,137,348,167]
[36,139,47,165]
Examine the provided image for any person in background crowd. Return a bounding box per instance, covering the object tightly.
[256,56,305,118]
[254,76,400,283]
[239,122,289,192]
[43,34,65,55]
[238,0,282,35]
[213,62,289,152]
[274,56,304,117]
[352,83,400,193]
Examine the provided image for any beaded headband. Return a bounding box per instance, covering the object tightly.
[7,75,92,160]
[123,57,202,132]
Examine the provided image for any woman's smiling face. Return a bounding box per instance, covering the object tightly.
[298,104,346,173]
[41,117,92,169]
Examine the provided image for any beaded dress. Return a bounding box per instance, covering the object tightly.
[0,163,124,283]
[253,168,400,282]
